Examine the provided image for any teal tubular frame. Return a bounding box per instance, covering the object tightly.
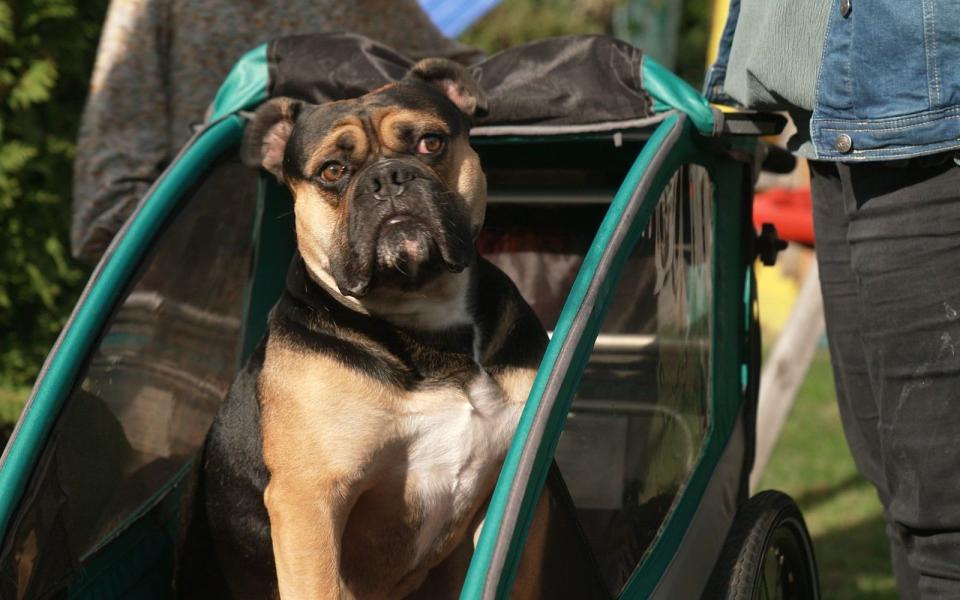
[209,44,270,121]
[462,113,754,599]
[641,56,716,136]
[461,113,686,599]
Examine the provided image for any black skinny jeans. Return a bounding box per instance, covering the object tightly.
[810,155,960,599]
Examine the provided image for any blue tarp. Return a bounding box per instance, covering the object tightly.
[418,0,501,37]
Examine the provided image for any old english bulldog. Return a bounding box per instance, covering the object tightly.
[177,59,580,600]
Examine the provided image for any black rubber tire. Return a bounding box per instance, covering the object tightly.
[703,490,820,600]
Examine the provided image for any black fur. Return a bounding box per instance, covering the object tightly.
[335,155,476,298]
[243,82,480,299]
[177,341,274,599]
[176,253,546,598]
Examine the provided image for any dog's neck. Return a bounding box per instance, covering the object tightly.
[281,255,482,385]
[296,252,476,333]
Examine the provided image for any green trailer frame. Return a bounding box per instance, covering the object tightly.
[0,44,790,599]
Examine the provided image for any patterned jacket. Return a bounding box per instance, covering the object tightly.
[72,0,478,264]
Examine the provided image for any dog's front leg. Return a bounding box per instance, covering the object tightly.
[265,479,355,600]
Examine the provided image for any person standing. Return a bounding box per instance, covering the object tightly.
[708,2,960,597]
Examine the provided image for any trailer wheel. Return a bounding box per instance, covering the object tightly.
[704,491,819,600]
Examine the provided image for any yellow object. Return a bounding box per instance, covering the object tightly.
[756,261,801,337]
[707,0,731,66]
[707,0,737,112]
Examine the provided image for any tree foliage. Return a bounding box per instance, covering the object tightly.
[674,0,711,87]
[461,0,711,86]
[461,0,621,56]
[0,0,107,384]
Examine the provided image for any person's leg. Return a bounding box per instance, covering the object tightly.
[808,160,920,596]
[810,161,887,486]
[810,162,883,491]
[841,155,960,598]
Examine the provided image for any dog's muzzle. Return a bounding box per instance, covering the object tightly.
[336,159,473,297]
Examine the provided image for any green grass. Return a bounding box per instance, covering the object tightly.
[758,350,898,599]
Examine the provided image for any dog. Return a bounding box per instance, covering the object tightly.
[176,58,568,600]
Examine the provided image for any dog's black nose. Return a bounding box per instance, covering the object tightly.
[365,161,415,198]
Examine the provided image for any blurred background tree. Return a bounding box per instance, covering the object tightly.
[0,0,108,385]
[461,0,710,85]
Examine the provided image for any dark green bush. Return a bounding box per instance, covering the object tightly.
[0,0,107,385]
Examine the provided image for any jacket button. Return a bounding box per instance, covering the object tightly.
[840,0,852,17]
[835,134,853,153]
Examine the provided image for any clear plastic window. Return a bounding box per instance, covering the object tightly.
[484,164,714,595]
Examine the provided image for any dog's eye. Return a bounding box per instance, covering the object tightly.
[319,161,347,183]
[416,134,444,155]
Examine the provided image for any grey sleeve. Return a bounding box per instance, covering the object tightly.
[71,0,171,264]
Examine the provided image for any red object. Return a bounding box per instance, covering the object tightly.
[753,187,815,246]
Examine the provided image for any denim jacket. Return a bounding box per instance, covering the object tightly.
[705,0,960,161]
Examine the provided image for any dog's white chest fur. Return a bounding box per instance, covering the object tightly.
[400,370,523,563]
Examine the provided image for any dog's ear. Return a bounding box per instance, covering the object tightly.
[404,58,488,119]
[241,97,304,180]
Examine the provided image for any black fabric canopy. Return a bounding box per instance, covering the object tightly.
[267,33,655,132]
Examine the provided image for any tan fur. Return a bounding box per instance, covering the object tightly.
[509,492,551,599]
[260,338,388,599]
[494,367,538,408]
[446,140,487,237]
[287,182,370,317]
[261,333,539,599]
[304,117,370,177]
[289,182,338,267]
[374,108,450,152]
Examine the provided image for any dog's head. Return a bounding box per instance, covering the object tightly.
[243,58,488,300]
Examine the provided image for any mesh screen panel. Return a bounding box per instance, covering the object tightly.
[0,154,257,598]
